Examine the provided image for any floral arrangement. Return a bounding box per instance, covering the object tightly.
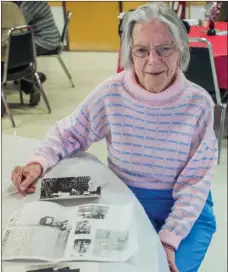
[205,2,222,22]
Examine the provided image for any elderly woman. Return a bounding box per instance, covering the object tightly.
[11,3,217,271]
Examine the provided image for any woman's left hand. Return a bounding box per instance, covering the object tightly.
[162,242,179,272]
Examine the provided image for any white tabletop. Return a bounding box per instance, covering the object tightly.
[2,135,169,272]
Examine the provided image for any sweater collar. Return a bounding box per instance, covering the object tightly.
[122,68,186,106]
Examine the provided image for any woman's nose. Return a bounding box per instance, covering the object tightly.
[148,49,161,63]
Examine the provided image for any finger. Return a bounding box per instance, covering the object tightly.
[11,166,23,176]
[13,174,24,188]
[26,188,36,194]
[16,185,35,196]
[17,184,36,195]
[11,167,23,186]
[28,184,36,189]
[23,167,40,184]
[19,171,37,192]
[18,181,36,196]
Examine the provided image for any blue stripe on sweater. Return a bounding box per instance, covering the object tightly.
[92,101,203,122]
[112,132,190,147]
[109,151,184,171]
[110,145,187,163]
[112,141,188,156]
[174,193,206,202]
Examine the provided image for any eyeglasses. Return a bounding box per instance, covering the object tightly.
[132,44,177,58]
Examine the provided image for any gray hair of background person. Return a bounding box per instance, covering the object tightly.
[120,2,190,72]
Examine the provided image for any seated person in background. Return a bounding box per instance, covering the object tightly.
[1,1,41,106]
[11,3,218,272]
[17,1,61,56]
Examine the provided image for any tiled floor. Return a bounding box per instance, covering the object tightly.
[2,52,227,271]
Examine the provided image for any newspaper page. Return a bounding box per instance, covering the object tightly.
[64,201,137,262]
[2,201,72,261]
[2,201,137,262]
[2,262,100,272]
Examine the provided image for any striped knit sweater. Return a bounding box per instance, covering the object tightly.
[19,1,60,51]
[27,68,218,249]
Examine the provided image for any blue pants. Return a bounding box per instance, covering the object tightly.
[128,186,216,272]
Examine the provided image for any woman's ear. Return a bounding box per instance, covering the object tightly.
[177,51,182,67]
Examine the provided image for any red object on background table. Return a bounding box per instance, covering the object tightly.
[188,22,228,90]
[117,45,122,73]
[116,22,228,89]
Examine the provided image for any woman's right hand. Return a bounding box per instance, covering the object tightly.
[11,163,42,195]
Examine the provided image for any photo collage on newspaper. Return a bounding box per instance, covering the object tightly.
[2,199,137,263]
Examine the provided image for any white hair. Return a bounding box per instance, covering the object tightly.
[120,2,190,71]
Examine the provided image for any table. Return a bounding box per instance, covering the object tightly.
[2,135,169,272]
[188,22,228,90]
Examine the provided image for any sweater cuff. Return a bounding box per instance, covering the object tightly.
[25,155,51,176]
[158,229,182,250]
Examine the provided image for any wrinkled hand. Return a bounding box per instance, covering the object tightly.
[162,242,179,272]
[11,164,42,195]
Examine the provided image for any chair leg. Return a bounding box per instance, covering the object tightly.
[57,55,75,87]
[217,104,226,164]
[19,81,24,105]
[1,89,16,127]
[34,72,52,114]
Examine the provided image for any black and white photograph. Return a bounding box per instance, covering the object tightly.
[75,221,91,235]
[40,177,101,200]
[3,263,101,272]
[73,239,91,255]
[77,205,109,220]
[93,229,129,255]
[26,265,71,272]
[4,262,100,272]
[26,263,80,272]
[39,216,70,232]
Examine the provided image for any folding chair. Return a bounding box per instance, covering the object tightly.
[40,11,74,87]
[2,25,51,128]
[185,37,227,164]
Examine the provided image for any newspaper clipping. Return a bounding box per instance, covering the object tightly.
[2,201,137,262]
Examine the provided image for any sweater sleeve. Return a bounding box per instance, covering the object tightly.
[26,83,111,174]
[158,100,218,250]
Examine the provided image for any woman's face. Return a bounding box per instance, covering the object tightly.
[131,20,180,93]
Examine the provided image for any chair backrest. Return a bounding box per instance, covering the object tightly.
[185,37,221,105]
[3,25,37,83]
[59,11,72,53]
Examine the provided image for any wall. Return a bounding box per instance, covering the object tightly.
[49,1,207,52]
[49,2,66,45]
[185,2,206,19]
[122,1,148,11]
[65,2,120,51]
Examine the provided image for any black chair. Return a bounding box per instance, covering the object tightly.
[185,37,227,164]
[2,25,51,127]
[40,11,74,87]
